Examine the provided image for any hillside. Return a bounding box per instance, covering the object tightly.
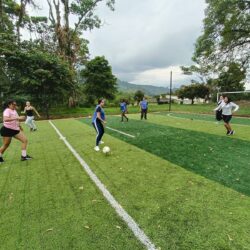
[117,79,173,96]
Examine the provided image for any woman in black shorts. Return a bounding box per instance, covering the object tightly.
[0,100,32,163]
[214,96,239,135]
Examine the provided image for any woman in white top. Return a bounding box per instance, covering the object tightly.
[23,101,40,131]
[214,96,239,135]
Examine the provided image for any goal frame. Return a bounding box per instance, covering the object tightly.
[217,90,250,102]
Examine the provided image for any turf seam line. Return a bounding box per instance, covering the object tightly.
[166,113,250,127]
[106,126,135,138]
[49,120,156,250]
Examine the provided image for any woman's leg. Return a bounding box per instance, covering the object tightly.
[227,123,232,132]
[30,117,37,130]
[96,122,104,146]
[224,122,232,132]
[92,122,97,132]
[14,131,28,156]
[0,137,12,155]
[144,109,147,120]
[93,121,100,146]
[25,116,32,129]
[98,123,104,143]
[123,112,128,121]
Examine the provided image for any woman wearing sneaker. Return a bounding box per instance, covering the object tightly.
[214,96,239,135]
[92,99,106,152]
[0,100,32,163]
[23,101,40,131]
[120,99,128,122]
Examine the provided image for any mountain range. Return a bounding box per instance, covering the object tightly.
[117,80,177,96]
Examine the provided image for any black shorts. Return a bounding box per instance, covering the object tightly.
[0,126,20,137]
[222,115,232,124]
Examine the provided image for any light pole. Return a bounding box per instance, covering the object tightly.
[169,71,172,112]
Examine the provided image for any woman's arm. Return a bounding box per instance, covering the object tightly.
[97,112,106,123]
[214,103,223,111]
[32,106,41,117]
[21,107,27,114]
[3,116,25,122]
[232,103,239,113]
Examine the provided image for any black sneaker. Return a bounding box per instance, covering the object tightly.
[21,155,33,161]
[226,130,230,135]
[0,157,4,163]
[229,130,235,135]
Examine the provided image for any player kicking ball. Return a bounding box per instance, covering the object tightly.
[92,98,106,152]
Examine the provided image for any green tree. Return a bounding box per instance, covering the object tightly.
[134,90,145,105]
[81,56,117,105]
[193,0,250,73]
[177,83,210,104]
[2,47,74,118]
[215,62,246,92]
[47,0,115,66]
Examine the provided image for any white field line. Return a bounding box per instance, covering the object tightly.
[166,113,250,127]
[49,121,156,250]
[106,126,135,138]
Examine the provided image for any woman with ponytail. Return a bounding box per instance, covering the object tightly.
[214,96,239,135]
[0,100,32,163]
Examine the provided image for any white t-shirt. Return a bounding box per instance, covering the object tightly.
[214,102,239,115]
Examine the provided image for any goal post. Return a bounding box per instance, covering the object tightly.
[217,90,250,102]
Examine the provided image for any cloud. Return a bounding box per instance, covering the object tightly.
[83,0,206,85]
[28,0,207,86]
[131,66,193,87]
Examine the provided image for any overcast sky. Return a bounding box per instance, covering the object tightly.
[28,0,207,88]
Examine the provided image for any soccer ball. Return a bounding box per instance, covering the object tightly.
[103,146,111,154]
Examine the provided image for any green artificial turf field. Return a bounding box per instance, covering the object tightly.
[0,113,250,249]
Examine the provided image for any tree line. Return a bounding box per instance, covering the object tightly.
[0,0,117,117]
[0,0,249,116]
[180,0,249,100]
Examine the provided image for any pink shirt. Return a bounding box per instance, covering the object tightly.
[3,108,20,131]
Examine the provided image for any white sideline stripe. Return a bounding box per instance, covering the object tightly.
[106,126,135,138]
[48,121,156,250]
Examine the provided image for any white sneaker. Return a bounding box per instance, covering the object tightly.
[99,141,104,145]
[94,146,100,152]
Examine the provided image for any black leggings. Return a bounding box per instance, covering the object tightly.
[141,109,147,120]
[121,111,128,121]
[92,120,104,146]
